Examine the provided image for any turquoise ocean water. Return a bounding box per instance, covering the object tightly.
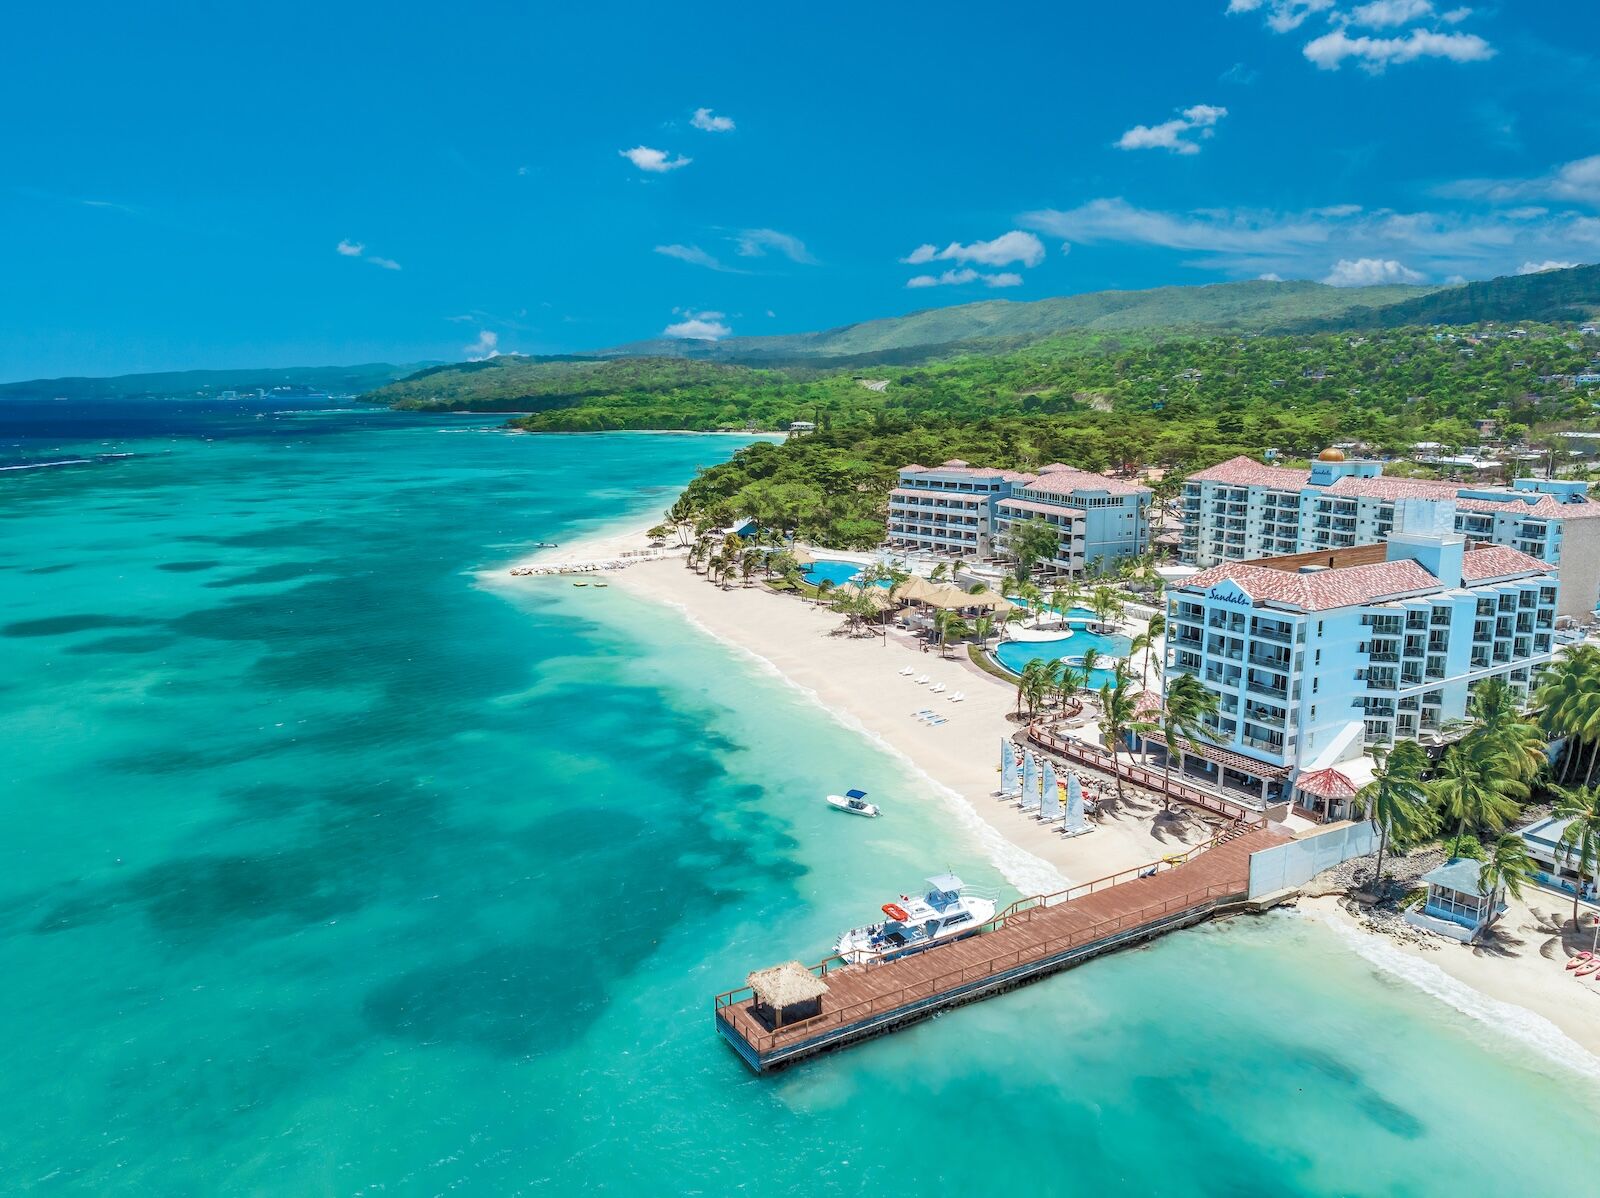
[2,401,1598,1194]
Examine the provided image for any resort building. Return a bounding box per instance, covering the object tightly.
[1162,505,1559,809]
[888,460,1151,573]
[1180,449,1600,618]
[994,466,1152,575]
[1517,816,1597,905]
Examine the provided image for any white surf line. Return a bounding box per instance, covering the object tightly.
[646,591,1071,898]
[1318,913,1600,1083]
[0,458,92,472]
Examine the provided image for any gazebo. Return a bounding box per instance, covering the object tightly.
[1404,858,1505,943]
[1293,767,1360,823]
[746,961,829,1030]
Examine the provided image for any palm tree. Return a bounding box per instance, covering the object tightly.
[1053,661,1085,714]
[1554,783,1600,925]
[1479,832,1536,909]
[932,610,970,658]
[1097,661,1154,808]
[814,577,836,607]
[1015,659,1048,717]
[1090,585,1123,629]
[1354,740,1432,896]
[1429,737,1524,859]
[972,615,995,652]
[1465,677,1546,788]
[1132,611,1166,689]
[740,550,760,587]
[1157,673,1220,811]
[1535,646,1600,784]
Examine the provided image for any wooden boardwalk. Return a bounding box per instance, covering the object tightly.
[715,825,1290,1072]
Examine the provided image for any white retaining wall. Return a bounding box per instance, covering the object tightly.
[1248,821,1377,898]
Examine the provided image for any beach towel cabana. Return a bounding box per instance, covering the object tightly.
[747,961,829,1030]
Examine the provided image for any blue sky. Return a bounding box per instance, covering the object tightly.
[3,1,1597,379]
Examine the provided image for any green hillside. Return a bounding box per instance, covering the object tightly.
[1290,262,1600,332]
[0,361,433,401]
[602,278,1435,361]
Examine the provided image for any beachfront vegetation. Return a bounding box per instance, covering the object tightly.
[1157,674,1220,813]
[1355,741,1434,893]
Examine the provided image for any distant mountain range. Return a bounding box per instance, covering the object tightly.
[0,362,434,402]
[4,263,1596,403]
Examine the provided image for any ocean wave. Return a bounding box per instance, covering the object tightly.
[1318,913,1600,1083]
[0,458,93,472]
[643,592,1071,897]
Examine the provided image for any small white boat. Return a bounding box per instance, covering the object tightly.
[572,580,589,587]
[826,788,880,818]
[834,874,998,964]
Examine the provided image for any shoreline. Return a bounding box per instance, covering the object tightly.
[1300,894,1600,1066]
[499,518,1600,1075]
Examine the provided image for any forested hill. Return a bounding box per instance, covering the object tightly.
[598,278,1434,362]
[0,361,432,401]
[1288,262,1600,332]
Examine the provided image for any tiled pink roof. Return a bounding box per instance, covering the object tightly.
[1180,559,1442,612]
[901,462,1035,482]
[1499,494,1600,520]
[1188,455,1310,489]
[1458,544,1550,583]
[1320,476,1458,502]
[1027,466,1151,497]
[1297,767,1358,801]
[996,497,1085,521]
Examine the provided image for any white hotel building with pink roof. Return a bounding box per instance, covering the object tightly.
[1181,451,1600,618]
[1163,501,1559,811]
[887,460,1151,572]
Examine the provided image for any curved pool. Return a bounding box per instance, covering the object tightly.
[993,627,1133,691]
[803,559,892,588]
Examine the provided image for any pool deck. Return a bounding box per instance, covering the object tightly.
[714,824,1290,1072]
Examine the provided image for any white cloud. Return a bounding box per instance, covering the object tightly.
[1118,104,1228,155]
[1258,272,1284,281]
[906,268,1024,289]
[655,243,735,271]
[690,107,735,133]
[1304,28,1493,71]
[1518,260,1579,275]
[464,330,499,360]
[336,239,400,270]
[736,228,817,264]
[1446,156,1600,208]
[900,230,1045,269]
[1322,257,1425,286]
[620,146,691,173]
[1020,195,1600,284]
[663,311,732,340]
[1227,0,1335,33]
[1347,0,1434,27]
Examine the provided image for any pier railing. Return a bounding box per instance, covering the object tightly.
[715,879,1246,1053]
[1026,722,1268,826]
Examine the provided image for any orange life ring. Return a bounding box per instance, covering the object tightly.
[882,903,910,922]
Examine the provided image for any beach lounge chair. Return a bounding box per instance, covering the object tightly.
[927,716,947,726]
[948,691,965,702]
[898,666,915,676]
[930,683,946,694]
[911,708,934,718]
[914,674,930,685]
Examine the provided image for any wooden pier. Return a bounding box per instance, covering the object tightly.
[714,825,1291,1072]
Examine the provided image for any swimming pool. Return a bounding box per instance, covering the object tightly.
[993,626,1134,691]
[803,559,892,588]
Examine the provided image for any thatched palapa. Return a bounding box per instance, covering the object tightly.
[747,960,829,1029]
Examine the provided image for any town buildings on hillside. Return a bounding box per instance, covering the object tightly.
[1180,448,1600,617]
[887,459,1151,573]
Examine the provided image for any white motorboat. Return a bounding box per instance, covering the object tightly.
[826,788,880,817]
[833,874,998,963]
